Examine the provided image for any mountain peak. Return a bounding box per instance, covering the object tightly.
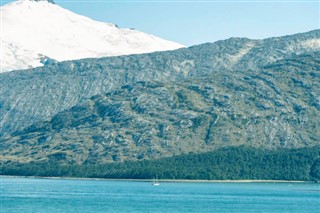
[23,0,55,3]
[1,0,184,73]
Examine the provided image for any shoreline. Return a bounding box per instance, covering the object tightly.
[0,175,312,183]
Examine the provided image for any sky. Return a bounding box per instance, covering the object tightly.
[1,0,319,46]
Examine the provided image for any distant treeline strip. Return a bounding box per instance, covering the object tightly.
[2,146,320,181]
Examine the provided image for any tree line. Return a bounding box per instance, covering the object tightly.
[1,145,319,181]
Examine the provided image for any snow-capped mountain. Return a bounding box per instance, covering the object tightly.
[0,0,184,73]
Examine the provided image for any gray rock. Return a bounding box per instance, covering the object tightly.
[0,30,319,164]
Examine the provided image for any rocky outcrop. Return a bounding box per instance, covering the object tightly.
[1,53,319,164]
[1,30,319,138]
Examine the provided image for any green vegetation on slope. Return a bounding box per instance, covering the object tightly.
[1,52,319,164]
[2,146,319,181]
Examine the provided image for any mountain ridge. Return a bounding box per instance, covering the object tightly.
[1,51,319,164]
[26,0,55,3]
[1,30,319,138]
[0,30,319,165]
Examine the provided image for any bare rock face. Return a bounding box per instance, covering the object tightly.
[0,30,319,164]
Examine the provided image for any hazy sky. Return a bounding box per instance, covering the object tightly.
[1,0,319,46]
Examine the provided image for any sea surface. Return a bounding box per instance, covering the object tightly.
[1,177,319,213]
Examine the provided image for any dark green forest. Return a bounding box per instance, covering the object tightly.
[1,146,320,181]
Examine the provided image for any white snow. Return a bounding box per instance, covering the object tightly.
[0,0,185,73]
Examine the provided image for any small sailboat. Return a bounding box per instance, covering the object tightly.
[152,175,160,186]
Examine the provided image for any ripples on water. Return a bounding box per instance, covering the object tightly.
[1,177,319,213]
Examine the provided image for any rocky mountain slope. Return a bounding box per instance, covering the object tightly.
[0,0,184,72]
[1,52,319,164]
[1,30,319,139]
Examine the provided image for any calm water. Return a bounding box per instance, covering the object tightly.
[1,177,319,213]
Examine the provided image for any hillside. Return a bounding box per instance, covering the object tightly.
[1,52,319,164]
[1,30,319,138]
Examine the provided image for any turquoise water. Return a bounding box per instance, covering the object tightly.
[1,177,319,213]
